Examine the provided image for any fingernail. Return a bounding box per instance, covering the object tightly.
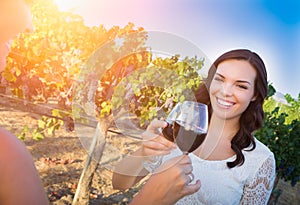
[197,180,201,188]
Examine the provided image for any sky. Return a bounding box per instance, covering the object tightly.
[54,0,300,98]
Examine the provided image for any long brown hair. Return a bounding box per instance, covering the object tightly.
[195,49,268,168]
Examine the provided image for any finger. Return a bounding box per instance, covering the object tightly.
[163,155,192,169]
[143,119,177,148]
[143,135,174,150]
[184,173,192,185]
[142,131,176,150]
[157,135,177,149]
[183,180,201,196]
[187,173,194,182]
[143,140,164,150]
[142,143,174,157]
[143,148,172,157]
[176,154,192,165]
[146,119,167,132]
[141,129,160,141]
[183,173,194,185]
[181,164,193,175]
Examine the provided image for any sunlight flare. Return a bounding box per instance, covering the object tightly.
[53,0,82,11]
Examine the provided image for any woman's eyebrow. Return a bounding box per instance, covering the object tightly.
[215,73,225,78]
[236,80,252,85]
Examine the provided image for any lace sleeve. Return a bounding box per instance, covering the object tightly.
[240,154,276,205]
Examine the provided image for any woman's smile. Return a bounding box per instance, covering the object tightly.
[216,97,236,109]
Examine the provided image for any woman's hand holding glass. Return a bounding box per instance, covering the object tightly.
[142,119,177,155]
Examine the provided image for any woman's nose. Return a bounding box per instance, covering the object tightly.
[221,83,233,96]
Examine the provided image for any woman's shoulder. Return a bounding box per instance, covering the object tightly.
[0,128,19,151]
[253,138,274,157]
[243,137,275,166]
[0,128,49,204]
[0,128,24,149]
[0,128,32,164]
[241,138,276,182]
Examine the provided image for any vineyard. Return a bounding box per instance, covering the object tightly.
[1,0,300,204]
[0,105,299,205]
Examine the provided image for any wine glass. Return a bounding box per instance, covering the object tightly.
[162,101,208,154]
[172,101,208,154]
[143,101,208,173]
[162,101,208,183]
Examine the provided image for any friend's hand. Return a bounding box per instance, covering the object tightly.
[130,155,201,205]
[141,119,176,157]
[112,119,177,190]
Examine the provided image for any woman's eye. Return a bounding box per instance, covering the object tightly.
[214,77,223,82]
[237,84,248,89]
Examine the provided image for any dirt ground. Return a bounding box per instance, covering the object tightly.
[0,107,142,205]
[0,107,299,205]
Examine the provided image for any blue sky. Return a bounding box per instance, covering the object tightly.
[58,0,300,98]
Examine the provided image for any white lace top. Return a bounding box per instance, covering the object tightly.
[147,138,276,205]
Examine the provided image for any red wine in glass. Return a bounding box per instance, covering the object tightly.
[173,121,206,153]
[162,101,208,154]
[162,123,175,142]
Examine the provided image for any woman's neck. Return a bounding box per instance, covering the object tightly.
[208,113,240,141]
[194,113,240,160]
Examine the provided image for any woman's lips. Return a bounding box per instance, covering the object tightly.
[216,97,235,108]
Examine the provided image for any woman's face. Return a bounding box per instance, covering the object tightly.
[0,0,33,71]
[209,59,257,121]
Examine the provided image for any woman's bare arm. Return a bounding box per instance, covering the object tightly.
[0,128,49,205]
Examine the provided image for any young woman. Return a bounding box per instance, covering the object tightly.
[0,0,49,204]
[113,49,276,204]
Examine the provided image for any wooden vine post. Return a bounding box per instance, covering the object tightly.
[71,122,104,204]
[72,116,113,205]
